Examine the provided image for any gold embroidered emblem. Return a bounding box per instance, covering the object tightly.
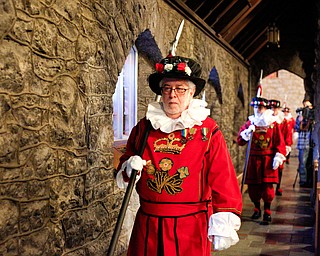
[253,134,270,149]
[154,133,186,154]
[146,158,189,195]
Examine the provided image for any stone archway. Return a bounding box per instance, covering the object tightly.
[262,69,305,157]
[262,69,305,117]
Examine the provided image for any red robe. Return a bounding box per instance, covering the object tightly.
[237,120,286,184]
[280,118,293,147]
[285,116,296,145]
[118,117,242,256]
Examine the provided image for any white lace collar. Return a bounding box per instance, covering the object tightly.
[273,111,285,124]
[146,99,210,133]
[248,109,277,126]
[284,113,293,120]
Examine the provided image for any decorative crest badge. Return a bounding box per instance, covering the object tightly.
[154,133,186,154]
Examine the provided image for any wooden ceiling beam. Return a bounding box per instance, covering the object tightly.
[203,0,225,21]
[245,38,268,61]
[208,0,238,27]
[231,1,276,50]
[193,0,210,13]
[233,0,288,49]
[165,0,294,61]
[222,0,261,42]
[164,0,249,66]
[239,27,268,55]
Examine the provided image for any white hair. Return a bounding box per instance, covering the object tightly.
[159,79,196,89]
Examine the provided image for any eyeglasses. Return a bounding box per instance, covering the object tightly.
[161,87,189,95]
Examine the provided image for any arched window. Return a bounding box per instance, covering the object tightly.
[113,47,138,141]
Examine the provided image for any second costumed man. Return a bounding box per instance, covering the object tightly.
[237,88,286,225]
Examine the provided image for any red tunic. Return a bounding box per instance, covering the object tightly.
[118,117,242,256]
[280,118,293,147]
[285,116,296,145]
[237,120,286,184]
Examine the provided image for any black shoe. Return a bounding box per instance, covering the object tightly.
[251,210,261,219]
[260,213,272,225]
[276,189,282,196]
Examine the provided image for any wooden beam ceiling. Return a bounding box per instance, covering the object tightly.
[165,0,316,61]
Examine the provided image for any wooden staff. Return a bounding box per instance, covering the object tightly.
[107,121,151,256]
[241,131,253,193]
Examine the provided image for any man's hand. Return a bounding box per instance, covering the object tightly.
[240,124,255,141]
[116,155,147,189]
[126,155,147,178]
[272,153,285,170]
[208,212,241,251]
[247,124,256,133]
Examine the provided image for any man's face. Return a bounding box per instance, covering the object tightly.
[271,106,279,115]
[303,100,312,109]
[254,105,266,117]
[283,109,289,116]
[160,79,195,119]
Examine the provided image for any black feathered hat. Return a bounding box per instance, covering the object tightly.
[148,55,206,96]
[269,99,281,108]
[282,106,290,112]
[250,97,269,107]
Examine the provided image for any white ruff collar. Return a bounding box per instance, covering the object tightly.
[248,109,276,126]
[273,111,285,124]
[146,99,210,133]
[284,113,293,120]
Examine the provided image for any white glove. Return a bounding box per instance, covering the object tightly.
[115,156,146,189]
[293,132,298,142]
[208,212,241,251]
[126,155,146,177]
[272,152,286,170]
[240,124,255,141]
[285,146,292,156]
[213,236,236,251]
[247,124,256,133]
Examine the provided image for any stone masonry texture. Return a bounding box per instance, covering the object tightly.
[1,0,316,256]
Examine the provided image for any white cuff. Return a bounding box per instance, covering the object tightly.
[116,161,128,189]
[116,170,128,189]
[272,152,286,170]
[274,152,286,163]
[208,212,241,250]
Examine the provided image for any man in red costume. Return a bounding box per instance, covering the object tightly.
[237,96,286,225]
[116,54,242,255]
[269,99,293,196]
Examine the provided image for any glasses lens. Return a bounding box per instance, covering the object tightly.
[162,87,188,94]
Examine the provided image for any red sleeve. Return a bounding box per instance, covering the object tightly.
[274,122,287,156]
[281,119,293,146]
[207,129,242,216]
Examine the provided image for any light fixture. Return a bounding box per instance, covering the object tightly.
[267,23,280,48]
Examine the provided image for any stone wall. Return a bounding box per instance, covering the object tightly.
[262,70,304,119]
[0,1,249,255]
[262,70,305,156]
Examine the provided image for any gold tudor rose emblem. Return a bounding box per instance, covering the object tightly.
[146,158,189,195]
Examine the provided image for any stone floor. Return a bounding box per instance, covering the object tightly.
[212,156,316,256]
